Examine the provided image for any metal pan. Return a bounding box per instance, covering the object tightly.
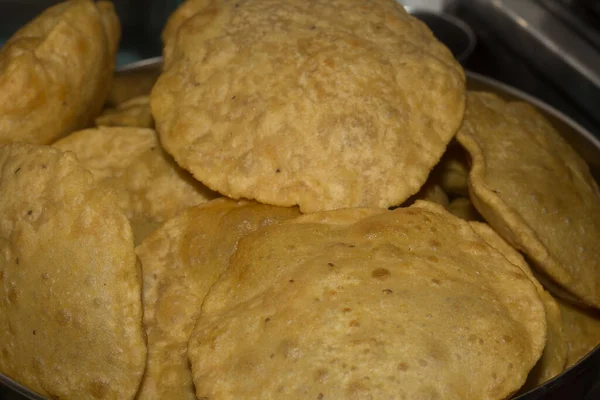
[409,9,477,64]
[1,59,599,400]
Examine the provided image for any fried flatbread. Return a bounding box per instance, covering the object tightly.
[135,198,299,400]
[406,181,449,208]
[457,92,600,308]
[106,67,161,107]
[447,197,481,221]
[53,127,217,244]
[161,0,211,69]
[432,140,470,197]
[0,0,120,145]
[0,143,146,399]
[152,0,465,212]
[469,222,567,387]
[95,96,154,129]
[559,300,600,368]
[189,201,546,399]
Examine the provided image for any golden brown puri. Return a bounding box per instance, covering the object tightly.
[152,0,466,212]
[0,0,120,145]
[558,299,600,368]
[404,141,472,211]
[161,0,213,68]
[525,291,566,388]
[432,140,470,197]
[469,222,567,388]
[189,201,546,400]
[406,181,449,208]
[95,96,154,129]
[447,197,482,221]
[457,92,600,309]
[0,143,146,400]
[105,67,161,107]
[53,127,218,244]
[135,198,299,400]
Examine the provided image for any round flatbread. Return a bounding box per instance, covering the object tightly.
[469,222,567,388]
[0,0,120,145]
[106,67,161,107]
[447,197,481,221]
[135,198,300,400]
[558,300,600,368]
[406,181,449,208]
[152,0,465,212]
[53,127,218,244]
[188,201,546,399]
[95,96,154,129]
[161,0,211,69]
[0,143,146,399]
[432,141,470,197]
[457,91,600,309]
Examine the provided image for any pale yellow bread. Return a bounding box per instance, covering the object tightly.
[469,222,567,387]
[0,0,120,145]
[95,96,154,129]
[457,91,600,308]
[188,201,546,399]
[152,0,466,212]
[407,181,449,208]
[559,299,600,368]
[135,198,299,399]
[433,140,470,197]
[447,197,481,221]
[0,143,146,399]
[106,67,161,107]
[161,0,212,68]
[53,127,218,244]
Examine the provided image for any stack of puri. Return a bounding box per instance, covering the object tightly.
[0,0,599,399]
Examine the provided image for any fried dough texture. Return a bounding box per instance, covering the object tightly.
[0,143,146,399]
[457,92,600,308]
[469,222,567,387]
[135,198,299,399]
[188,202,546,399]
[152,0,465,212]
[0,0,120,145]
